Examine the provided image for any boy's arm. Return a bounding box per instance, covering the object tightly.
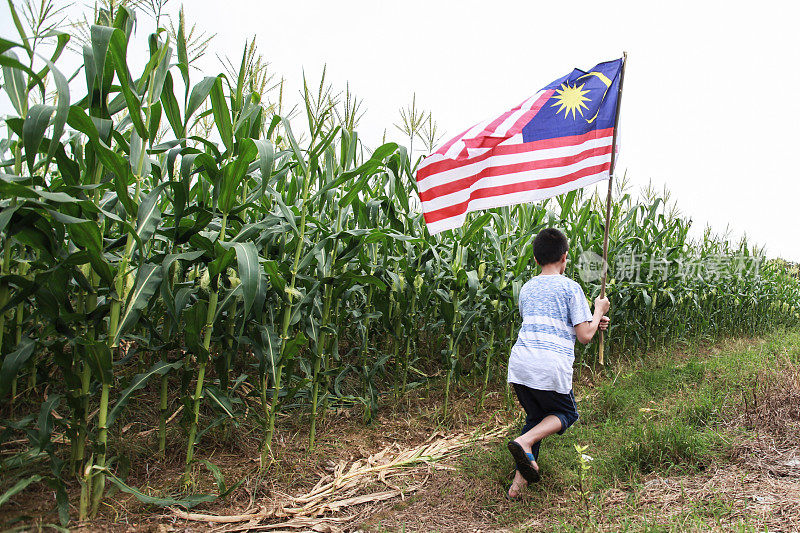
[575,297,611,345]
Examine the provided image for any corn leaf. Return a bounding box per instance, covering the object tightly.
[210,76,233,151]
[22,104,55,175]
[113,263,164,346]
[0,475,42,507]
[0,337,35,398]
[107,360,182,427]
[103,471,216,509]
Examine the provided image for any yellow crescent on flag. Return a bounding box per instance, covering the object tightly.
[577,71,613,124]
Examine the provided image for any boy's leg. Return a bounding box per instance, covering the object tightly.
[531,439,541,462]
[513,414,563,461]
[507,384,549,497]
[508,384,545,497]
[512,384,551,466]
[507,415,560,498]
[521,416,543,461]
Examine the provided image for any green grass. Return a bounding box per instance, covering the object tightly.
[456,327,800,531]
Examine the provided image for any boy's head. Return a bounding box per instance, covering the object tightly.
[533,228,569,272]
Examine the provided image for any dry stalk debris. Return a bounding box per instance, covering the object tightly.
[170,424,512,531]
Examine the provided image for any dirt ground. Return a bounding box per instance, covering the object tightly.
[361,452,800,533]
[71,412,800,533]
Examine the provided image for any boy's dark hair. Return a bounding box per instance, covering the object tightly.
[532,228,569,266]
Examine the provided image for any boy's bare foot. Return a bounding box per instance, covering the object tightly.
[507,470,528,499]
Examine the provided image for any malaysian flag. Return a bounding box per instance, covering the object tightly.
[416,58,624,235]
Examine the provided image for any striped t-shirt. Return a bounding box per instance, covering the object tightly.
[507,274,593,394]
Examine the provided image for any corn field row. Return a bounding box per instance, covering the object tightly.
[1,2,799,525]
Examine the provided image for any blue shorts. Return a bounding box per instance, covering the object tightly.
[512,383,579,460]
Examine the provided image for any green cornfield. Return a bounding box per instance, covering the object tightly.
[1,1,798,525]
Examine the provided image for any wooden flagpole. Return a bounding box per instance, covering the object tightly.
[598,51,627,366]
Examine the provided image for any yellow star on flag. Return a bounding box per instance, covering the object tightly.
[551,82,591,119]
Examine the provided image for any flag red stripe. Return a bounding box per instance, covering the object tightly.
[417,127,613,181]
[422,162,611,224]
[419,144,612,202]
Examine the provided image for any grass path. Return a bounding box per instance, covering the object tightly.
[363,328,800,532]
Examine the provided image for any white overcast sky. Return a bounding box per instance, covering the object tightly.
[2,0,799,260]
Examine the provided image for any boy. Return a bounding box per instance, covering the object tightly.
[505,228,610,499]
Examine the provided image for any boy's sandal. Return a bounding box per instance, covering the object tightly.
[507,440,541,484]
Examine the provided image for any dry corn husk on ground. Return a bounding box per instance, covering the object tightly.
[170,423,513,532]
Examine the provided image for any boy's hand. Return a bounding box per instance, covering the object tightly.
[594,296,611,315]
[576,299,611,344]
